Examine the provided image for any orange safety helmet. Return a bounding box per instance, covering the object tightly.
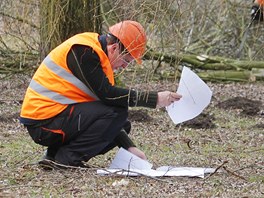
[109,20,147,64]
[256,0,264,6]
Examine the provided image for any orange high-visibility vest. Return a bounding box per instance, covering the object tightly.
[20,33,114,120]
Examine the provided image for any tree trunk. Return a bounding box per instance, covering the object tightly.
[39,0,101,60]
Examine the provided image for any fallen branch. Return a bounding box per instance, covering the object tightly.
[222,166,247,181]
[145,51,264,70]
[145,50,264,81]
[204,160,228,180]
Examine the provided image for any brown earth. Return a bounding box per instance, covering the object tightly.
[0,74,263,197]
[129,96,263,130]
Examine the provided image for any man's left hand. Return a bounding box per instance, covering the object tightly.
[127,147,147,160]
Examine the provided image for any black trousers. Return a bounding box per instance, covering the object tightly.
[27,101,130,166]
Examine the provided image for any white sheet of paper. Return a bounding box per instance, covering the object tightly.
[97,148,215,178]
[166,66,212,124]
[109,147,153,170]
[97,167,215,178]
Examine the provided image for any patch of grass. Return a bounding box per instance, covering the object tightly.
[249,175,264,183]
[0,80,263,197]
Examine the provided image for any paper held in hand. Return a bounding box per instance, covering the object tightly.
[166,66,213,124]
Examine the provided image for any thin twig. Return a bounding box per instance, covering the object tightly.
[222,166,247,181]
[98,168,173,182]
[204,160,228,180]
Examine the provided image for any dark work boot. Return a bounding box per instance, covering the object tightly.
[39,150,89,170]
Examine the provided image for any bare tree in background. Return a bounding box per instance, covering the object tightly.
[39,0,101,59]
[0,0,263,81]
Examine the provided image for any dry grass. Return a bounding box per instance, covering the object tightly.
[0,0,264,197]
[0,74,263,197]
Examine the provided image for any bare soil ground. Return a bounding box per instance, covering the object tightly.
[0,74,263,197]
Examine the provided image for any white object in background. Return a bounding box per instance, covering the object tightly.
[97,148,215,178]
[166,66,212,124]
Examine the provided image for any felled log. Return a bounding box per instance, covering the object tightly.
[144,50,264,81]
[144,51,264,70]
[198,70,264,82]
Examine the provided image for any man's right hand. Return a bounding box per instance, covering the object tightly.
[157,91,182,108]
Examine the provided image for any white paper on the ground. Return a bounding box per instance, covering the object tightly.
[166,66,212,124]
[97,148,215,178]
[109,147,153,170]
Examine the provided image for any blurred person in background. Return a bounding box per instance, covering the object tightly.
[251,0,264,21]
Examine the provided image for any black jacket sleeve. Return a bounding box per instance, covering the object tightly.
[67,44,157,150]
[67,44,157,108]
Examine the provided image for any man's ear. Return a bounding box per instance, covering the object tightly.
[112,43,119,52]
[107,43,121,57]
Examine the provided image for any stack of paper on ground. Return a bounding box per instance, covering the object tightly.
[166,66,213,124]
[97,148,215,178]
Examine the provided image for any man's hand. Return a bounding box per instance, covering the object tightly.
[157,91,182,108]
[127,147,147,160]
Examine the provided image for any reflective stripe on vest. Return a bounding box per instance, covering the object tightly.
[29,55,99,104]
[29,79,76,104]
